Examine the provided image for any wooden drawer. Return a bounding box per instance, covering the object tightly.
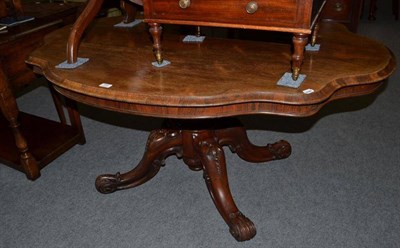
[144,0,324,31]
[321,0,352,21]
[320,0,362,31]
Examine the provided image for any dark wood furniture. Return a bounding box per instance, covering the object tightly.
[0,2,85,180]
[65,0,327,81]
[0,0,22,18]
[368,0,399,20]
[143,0,327,80]
[120,0,142,23]
[320,0,363,32]
[27,17,395,241]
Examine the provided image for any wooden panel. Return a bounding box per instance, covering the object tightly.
[321,0,363,32]
[0,0,7,18]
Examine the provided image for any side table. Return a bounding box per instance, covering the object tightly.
[27,17,396,241]
[0,3,85,180]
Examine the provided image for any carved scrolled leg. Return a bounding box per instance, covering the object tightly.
[291,33,308,80]
[148,23,163,64]
[216,126,291,163]
[95,129,183,194]
[67,0,104,63]
[95,118,293,240]
[228,211,257,241]
[194,132,256,241]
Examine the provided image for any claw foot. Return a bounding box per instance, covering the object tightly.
[95,173,121,194]
[229,212,257,241]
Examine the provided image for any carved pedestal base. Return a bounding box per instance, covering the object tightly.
[95,118,291,241]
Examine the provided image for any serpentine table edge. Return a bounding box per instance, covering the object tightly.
[26,19,396,119]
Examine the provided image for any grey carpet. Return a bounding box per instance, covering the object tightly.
[1,4,399,248]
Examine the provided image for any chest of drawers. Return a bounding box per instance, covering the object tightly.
[144,0,323,31]
[143,0,327,80]
[66,0,326,80]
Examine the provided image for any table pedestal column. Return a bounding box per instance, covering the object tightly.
[95,118,291,241]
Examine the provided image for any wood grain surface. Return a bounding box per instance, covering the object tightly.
[27,17,396,118]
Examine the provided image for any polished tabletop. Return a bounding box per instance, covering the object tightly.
[27,17,396,119]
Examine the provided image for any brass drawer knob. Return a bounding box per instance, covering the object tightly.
[334,2,343,12]
[246,1,258,14]
[179,0,191,9]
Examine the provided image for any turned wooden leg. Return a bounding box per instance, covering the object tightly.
[49,84,67,125]
[65,98,86,145]
[0,68,39,180]
[291,33,308,81]
[196,26,201,36]
[311,22,320,47]
[193,130,256,241]
[394,0,399,20]
[11,0,23,17]
[95,129,183,193]
[49,85,86,145]
[67,0,104,63]
[148,23,164,64]
[120,0,138,24]
[368,0,377,20]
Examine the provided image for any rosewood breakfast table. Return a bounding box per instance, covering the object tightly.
[26,17,395,241]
